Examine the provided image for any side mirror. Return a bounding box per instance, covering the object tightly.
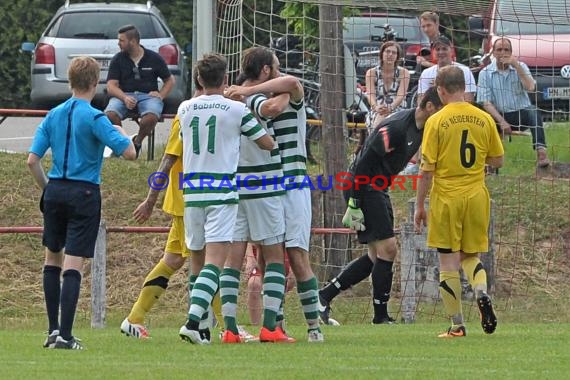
[469,16,488,39]
[21,42,35,53]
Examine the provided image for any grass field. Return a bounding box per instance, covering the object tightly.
[1,322,569,379]
[0,121,569,379]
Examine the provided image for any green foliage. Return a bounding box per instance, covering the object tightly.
[0,0,193,109]
[280,2,320,51]
[0,0,60,108]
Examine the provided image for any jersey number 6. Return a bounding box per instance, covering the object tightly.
[460,130,475,168]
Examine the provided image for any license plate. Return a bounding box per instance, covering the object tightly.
[544,87,570,99]
[97,59,110,70]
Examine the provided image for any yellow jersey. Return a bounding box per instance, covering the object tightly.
[420,102,503,196]
[162,116,184,216]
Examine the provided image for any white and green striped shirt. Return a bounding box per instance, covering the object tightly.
[271,99,307,186]
[239,94,285,199]
[178,94,266,207]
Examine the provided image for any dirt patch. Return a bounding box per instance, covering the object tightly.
[537,162,570,179]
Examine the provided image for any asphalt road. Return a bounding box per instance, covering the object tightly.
[0,116,172,156]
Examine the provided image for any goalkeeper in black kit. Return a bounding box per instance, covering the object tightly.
[318,86,442,324]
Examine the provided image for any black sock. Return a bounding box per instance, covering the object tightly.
[59,269,82,340]
[43,265,62,333]
[371,258,394,321]
[185,319,200,331]
[320,254,374,302]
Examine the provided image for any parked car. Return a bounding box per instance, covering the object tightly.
[343,12,431,84]
[21,0,188,113]
[469,0,570,112]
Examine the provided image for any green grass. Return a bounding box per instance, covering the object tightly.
[1,323,568,380]
[496,122,570,176]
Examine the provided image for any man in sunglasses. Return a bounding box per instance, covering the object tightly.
[105,24,175,158]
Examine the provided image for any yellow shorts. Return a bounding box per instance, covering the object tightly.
[164,216,191,258]
[427,186,490,253]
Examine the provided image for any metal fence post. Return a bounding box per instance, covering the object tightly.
[91,219,106,328]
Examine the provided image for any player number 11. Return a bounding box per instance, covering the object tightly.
[190,115,216,154]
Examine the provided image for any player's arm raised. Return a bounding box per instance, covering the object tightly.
[230,75,303,103]
[258,93,291,118]
[254,134,276,151]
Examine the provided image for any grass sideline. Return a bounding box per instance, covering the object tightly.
[1,323,569,379]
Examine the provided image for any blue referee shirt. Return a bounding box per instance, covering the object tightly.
[29,98,131,184]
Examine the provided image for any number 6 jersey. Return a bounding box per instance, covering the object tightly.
[420,102,504,195]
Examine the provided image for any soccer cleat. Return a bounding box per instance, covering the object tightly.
[43,329,59,348]
[53,335,84,349]
[179,325,209,345]
[477,293,498,334]
[120,318,149,339]
[318,292,333,325]
[276,326,297,343]
[259,327,296,343]
[307,329,324,343]
[237,325,258,343]
[199,328,211,343]
[438,325,467,338]
[221,330,243,344]
[372,316,397,325]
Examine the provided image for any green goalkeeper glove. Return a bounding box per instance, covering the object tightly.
[342,197,366,231]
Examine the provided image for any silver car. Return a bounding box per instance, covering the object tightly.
[21,1,188,113]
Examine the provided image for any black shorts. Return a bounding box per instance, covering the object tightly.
[356,190,394,244]
[41,179,101,258]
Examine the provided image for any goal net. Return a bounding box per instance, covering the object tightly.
[210,0,570,325]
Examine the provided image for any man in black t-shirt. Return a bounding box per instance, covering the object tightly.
[318,86,442,325]
[105,25,175,157]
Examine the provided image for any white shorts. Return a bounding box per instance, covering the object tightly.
[184,204,238,251]
[282,187,311,251]
[233,197,285,245]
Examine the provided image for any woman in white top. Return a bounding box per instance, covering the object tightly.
[365,41,411,128]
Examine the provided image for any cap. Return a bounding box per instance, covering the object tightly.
[432,35,452,48]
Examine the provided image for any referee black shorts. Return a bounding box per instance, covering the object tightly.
[356,190,394,244]
[41,179,101,258]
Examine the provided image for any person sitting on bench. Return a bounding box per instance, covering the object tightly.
[477,37,550,168]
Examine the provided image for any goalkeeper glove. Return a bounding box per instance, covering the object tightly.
[342,197,366,231]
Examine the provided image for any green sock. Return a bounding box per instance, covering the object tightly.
[188,264,220,324]
[297,277,320,331]
[262,263,285,330]
[220,267,241,334]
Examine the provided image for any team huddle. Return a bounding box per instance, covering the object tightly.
[29,43,503,348]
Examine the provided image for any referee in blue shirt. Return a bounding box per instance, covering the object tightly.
[28,56,136,350]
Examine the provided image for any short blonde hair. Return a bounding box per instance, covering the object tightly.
[68,56,100,92]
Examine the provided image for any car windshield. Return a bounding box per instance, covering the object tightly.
[496,0,570,35]
[343,16,426,44]
[47,11,169,39]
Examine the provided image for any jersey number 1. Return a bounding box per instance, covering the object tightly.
[460,130,475,168]
[190,115,216,154]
